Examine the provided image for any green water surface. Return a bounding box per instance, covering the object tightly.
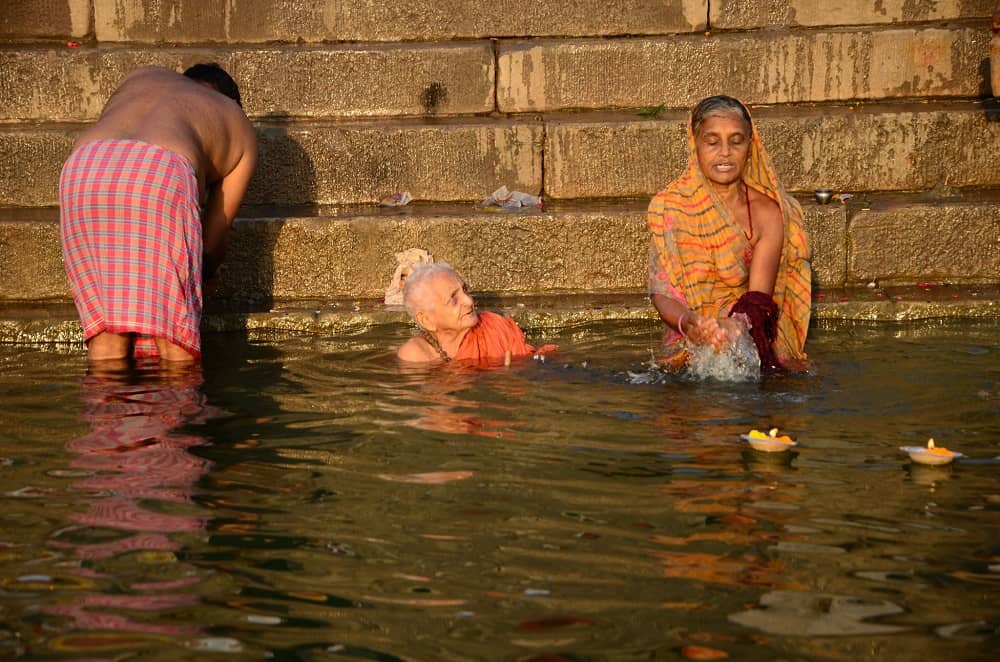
[0,319,997,660]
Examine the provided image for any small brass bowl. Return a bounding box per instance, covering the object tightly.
[814,188,834,204]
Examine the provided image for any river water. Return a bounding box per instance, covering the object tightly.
[0,318,997,660]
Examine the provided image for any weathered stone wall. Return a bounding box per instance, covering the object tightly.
[992,11,1000,94]
[0,0,997,300]
[497,28,989,111]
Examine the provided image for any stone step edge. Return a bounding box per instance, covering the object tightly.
[4,185,1000,221]
[3,195,996,301]
[2,9,993,43]
[0,98,991,128]
[2,18,991,46]
[0,289,995,345]
[7,101,999,207]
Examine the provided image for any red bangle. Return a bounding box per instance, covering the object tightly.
[677,312,689,338]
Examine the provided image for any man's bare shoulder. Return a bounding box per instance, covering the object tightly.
[123,65,176,79]
[115,66,185,91]
[115,67,242,114]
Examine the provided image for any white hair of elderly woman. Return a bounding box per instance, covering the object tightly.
[402,262,457,317]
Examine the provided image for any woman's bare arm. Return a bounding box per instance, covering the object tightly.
[747,193,784,296]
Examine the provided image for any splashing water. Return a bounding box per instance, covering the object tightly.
[684,329,761,382]
[627,330,760,384]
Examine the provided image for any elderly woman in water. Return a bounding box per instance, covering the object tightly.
[397,263,554,364]
[647,95,811,372]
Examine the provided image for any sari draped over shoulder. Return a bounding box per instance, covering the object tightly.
[452,311,553,364]
[647,111,811,367]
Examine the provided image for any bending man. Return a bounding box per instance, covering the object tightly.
[397,263,554,364]
[59,64,258,363]
[647,95,811,372]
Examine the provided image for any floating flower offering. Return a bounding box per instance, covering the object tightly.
[740,427,797,453]
[900,438,963,466]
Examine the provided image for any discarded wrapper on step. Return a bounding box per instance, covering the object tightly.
[384,247,433,306]
[380,191,413,207]
[480,186,542,210]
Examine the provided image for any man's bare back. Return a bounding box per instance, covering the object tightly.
[75,66,254,201]
[76,65,257,282]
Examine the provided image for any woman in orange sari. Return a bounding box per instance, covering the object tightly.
[647,95,811,372]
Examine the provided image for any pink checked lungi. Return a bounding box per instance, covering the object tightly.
[59,139,203,359]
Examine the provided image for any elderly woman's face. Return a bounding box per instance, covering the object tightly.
[694,113,751,187]
[417,271,478,334]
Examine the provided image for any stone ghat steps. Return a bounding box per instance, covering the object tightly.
[3,101,1000,207]
[0,287,996,347]
[3,191,997,303]
[3,0,995,43]
[0,22,991,121]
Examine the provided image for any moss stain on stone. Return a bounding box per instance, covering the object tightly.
[420,82,448,115]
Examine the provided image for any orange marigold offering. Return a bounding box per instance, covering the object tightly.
[741,428,797,452]
[747,428,794,443]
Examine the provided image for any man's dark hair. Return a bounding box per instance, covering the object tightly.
[183,63,242,107]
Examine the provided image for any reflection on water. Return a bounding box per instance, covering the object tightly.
[39,364,219,655]
[0,319,997,660]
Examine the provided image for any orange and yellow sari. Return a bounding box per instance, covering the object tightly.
[647,111,811,368]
